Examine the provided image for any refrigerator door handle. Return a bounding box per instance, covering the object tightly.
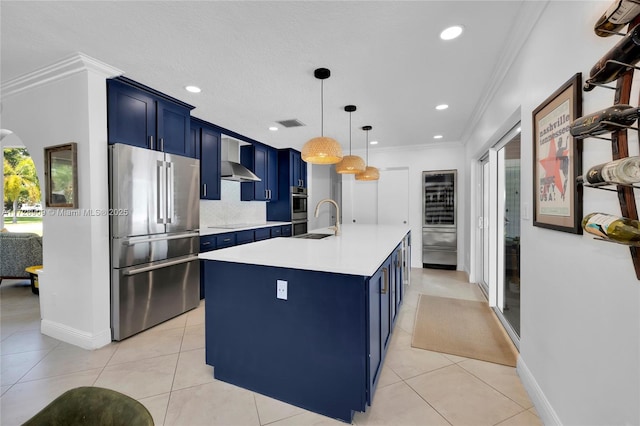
[157,160,165,224]
[123,255,199,276]
[121,231,200,246]
[166,161,174,224]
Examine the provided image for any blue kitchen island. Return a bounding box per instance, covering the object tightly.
[199,224,410,423]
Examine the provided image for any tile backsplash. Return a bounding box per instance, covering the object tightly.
[200,180,266,228]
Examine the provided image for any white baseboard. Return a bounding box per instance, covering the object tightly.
[517,357,562,425]
[41,319,111,350]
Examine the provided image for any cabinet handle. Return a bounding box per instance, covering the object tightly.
[150,135,154,149]
[382,268,388,294]
[202,242,211,246]
[203,183,207,197]
[160,138,164,151]
[223,238,231,242]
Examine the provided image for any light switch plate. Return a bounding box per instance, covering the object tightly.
[277,280,287,300]
[522,202,530,220]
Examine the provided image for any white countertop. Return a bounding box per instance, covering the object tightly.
[200,221,291,236]
[199,224,410,276]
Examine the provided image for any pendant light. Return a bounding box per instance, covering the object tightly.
[355,125,380,181]
[335,105,366,174]
[301,68,343,164]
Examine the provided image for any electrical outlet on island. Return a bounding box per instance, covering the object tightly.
[277,280,287,300]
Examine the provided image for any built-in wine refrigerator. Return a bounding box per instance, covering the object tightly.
[422,170,457,269]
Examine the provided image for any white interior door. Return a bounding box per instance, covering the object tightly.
[378,168,409,226]
[342,174,378,225]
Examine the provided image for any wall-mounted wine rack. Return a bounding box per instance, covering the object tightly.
[581,16,640,280]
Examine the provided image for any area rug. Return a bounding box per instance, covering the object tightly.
[411,294,518,367]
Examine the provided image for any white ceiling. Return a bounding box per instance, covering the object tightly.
[1,1,535,152]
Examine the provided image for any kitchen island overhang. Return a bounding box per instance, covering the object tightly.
[199,224,410,423]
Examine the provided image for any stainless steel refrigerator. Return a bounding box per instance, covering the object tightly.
[422,170,457,269]
[109,143,200,340]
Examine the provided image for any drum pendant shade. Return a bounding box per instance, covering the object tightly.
[355,125,379,181]
[336,155,366,173]
[302,68,343,165]
[302,136,343,164]
[355,165,380,181]
[336,105,366,174]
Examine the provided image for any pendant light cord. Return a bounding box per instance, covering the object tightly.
[320,80,324,137]
[365,128,369,165]
[349,111,352,155]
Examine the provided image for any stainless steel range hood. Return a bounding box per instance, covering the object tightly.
[220,137,261,182]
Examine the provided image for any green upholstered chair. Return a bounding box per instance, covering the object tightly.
[22,386,154,426]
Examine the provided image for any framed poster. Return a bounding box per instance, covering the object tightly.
[532,73,583,234]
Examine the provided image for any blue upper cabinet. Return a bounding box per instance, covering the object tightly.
[192,117,221,200]
[107,77,195,157]
[240,144,278,201]
[267,148,307,222]
[290,149,307,188]
[107,79,156,150]
[157,99,192,156]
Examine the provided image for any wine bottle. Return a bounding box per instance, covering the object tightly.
[584,25,640,91]
[585,156,640,184]
[594,0,640,37]
[569,104,640,138]
[582,212,640,244]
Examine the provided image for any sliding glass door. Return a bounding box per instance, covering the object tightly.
[497,129,521,338]
[480,156,490,296]
[479,122,521,343]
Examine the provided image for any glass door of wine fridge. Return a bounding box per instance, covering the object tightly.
[422,170,457,269]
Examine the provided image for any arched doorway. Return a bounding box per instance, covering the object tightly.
[1,129,43,235]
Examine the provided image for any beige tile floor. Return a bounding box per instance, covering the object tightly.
[1,269,542,426]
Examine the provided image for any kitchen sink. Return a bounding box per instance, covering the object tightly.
[294,233,333,240]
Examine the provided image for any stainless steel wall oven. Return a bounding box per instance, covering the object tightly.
[291,187,308,221]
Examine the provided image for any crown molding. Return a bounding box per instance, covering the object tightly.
[460,1,549,145]
[1,52,123,98]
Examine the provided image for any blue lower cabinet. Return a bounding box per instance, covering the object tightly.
[270,226,282,238]
[236,230,255,245]
[201,240,405,422]
[216,233,236,249]
[281,225,292,237]
[200,235,216,253]
[199,235,217,300]
[255,228,271,241]
[204,262,368,422]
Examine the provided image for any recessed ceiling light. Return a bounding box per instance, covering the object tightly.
[185,85,201,93]
[440,25,463,41]
[517,127,522,132]
[370,140,378,145]
[269,126,278,131]
[435,104,449,110]
[433,135,443,139]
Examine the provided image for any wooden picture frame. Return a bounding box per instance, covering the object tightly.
[44,142,78,209]
[532,73,583,234]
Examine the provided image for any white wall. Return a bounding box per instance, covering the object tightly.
[343,143,465,270]
[1,54,121,349]
[308,163,332,230]
[465,2,640,424]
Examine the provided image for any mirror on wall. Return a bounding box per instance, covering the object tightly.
[44,142,78,208]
